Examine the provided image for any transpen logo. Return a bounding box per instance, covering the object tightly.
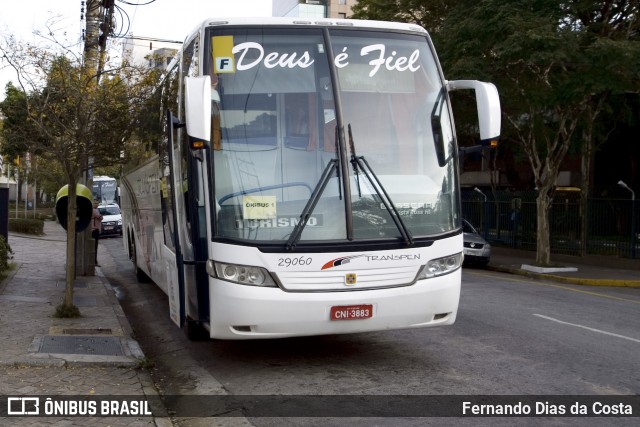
[321,255,365,270]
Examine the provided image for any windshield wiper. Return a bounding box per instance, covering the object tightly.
[286,123,347,251]
[286,124,413,249]
[348,124,362,198]
[286,158,338,251]
[348,124,413,246]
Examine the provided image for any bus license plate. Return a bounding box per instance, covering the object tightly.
[330,304,373,321]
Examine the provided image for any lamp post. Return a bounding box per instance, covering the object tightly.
[618,180,636,259]
[474,187,488,240]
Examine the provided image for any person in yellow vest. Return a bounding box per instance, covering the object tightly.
[91,200,103,266]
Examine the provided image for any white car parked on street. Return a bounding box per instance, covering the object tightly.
[98,203,122,237]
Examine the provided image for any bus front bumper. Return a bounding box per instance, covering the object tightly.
[206,271,460,339]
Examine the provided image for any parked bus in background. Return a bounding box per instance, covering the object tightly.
[92,176,119,205]
[120,17,501,340]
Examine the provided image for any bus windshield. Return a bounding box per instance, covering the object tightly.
[208,27,458,246]
[93,177,118,205]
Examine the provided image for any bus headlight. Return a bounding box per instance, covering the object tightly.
[417,252,463,279]
[206,260,277,287]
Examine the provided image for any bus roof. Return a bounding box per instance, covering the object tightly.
[186,17,428,41]
[93,176,117,182]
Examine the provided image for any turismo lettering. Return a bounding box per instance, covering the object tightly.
[236,216,321,229]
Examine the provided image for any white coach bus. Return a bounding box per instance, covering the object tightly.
[120,17,501,340]
[92,175,118,205]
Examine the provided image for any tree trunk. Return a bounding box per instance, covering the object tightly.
[579,125,593,257]
[579,98,605,257]
[535,190,552,266]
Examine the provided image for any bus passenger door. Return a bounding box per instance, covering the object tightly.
[161,110,186,329]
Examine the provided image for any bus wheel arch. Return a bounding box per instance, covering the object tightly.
[185,316,210,341]
[128,232,150,283]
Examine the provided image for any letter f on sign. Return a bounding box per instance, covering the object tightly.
[216,57,234,73]
[212,35,235,73]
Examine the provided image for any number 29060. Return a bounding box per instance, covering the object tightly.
[278,256,313,267]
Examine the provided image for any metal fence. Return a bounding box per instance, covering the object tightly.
[461,190,639,259]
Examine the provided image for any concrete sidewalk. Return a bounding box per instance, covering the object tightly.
[487,246,640,287]
[0,220,171,426]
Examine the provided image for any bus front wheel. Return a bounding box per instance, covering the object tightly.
[185,317,209,341]
[129,235,150,283]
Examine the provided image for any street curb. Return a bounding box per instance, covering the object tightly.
[487,265,640,288]
[8,231,66,242]
[96,267,140,344]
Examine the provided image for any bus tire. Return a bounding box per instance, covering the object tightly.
[136,266,150,283]
[185,317,209,341]
[129,236,150,283]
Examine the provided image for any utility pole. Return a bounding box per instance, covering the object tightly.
[98,0,115,81]
[81,0,106,275]
[84,0,102,73]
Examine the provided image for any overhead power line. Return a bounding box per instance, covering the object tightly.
[117,0,157,5]
[122,35,182,44]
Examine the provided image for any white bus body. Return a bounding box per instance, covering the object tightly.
[120,17,501,340]
[92,175,118,205]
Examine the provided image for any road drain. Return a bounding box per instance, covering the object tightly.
[39,335,124,356]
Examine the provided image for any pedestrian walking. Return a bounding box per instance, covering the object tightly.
[92,200,103,266]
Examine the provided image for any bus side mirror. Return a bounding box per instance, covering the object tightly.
[447,80,501,147]
[184,76,212,149]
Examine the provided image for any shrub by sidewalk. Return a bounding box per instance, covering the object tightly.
[0,235,13,275]
[9,218,44,235]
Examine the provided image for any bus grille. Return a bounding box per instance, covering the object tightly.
[275,266,420,292]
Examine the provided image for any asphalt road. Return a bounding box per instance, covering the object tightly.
[100,237,640,426]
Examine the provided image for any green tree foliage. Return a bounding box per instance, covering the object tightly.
[351,0,456,32]
[126,65,165,166]
[558,1,640,255]
[0,36,159,313]
[354,0,640,264]
[1,83,66,199]
[439,0,639,264]
[0,83,40,160]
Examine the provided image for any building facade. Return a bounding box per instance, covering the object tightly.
[121,37,178,70]
[272,0,357,19]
